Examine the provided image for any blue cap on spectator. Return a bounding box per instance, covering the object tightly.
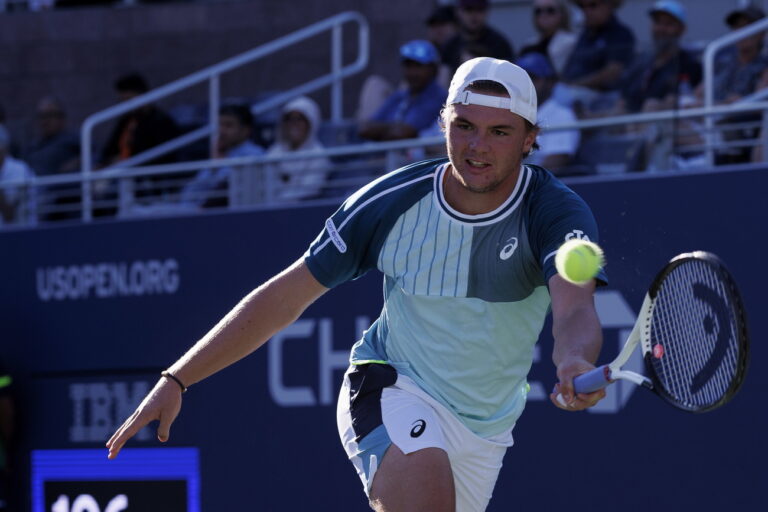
[649,0,687,26]
[516,52,555,79]
[400,40,440,65]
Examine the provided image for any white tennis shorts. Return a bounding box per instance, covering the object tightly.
[337,363,514,512]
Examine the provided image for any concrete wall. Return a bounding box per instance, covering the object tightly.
[0,0,429,147]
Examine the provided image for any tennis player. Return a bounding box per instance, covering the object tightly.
[107,57,607,512]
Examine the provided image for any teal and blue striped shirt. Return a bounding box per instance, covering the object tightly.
[305,158,606,437]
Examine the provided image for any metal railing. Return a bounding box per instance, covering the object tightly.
[703,16,768,166]
[1,99,763,230]
[79,10,369,220]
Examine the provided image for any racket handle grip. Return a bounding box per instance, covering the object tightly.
[572,365,612,394]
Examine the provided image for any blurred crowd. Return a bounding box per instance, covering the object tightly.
[1,0,768,225]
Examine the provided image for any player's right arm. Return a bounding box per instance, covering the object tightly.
[106,257,328,459]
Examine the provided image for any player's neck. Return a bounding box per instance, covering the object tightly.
[442,164,521,216]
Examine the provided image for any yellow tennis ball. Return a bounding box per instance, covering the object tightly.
[555,239,604,284]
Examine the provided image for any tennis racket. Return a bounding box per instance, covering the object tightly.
[559,251,749,413]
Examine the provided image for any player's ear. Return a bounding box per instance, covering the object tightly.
[523,122,539,154]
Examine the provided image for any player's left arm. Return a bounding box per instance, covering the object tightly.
[548,274,606,411]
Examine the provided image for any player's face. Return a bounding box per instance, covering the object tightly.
[445,102,537,210]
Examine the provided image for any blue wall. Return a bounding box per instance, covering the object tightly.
[3,167,765,511]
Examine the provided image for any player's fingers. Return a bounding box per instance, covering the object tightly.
[107,412,152,459]
[565,389,607,411]
[557,378,576,406]
[549,383,577,410]
[577,388,606,408]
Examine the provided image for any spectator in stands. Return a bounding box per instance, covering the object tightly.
[425,5,459,58]
[180,104,264,208]
[22,96,81,222]
[558,0,635,111]
[0,125,35,226]
[711,5,768,164]
[519,0,578,76]
[517,53,580,174]
[95,73,180,210]
[23,96,80,176]
[710,6,768,104]
[604,1,702,171]
[99,73,179,169]
[619,1,701,114]
[426,5,460,89]
[265,96,331,201]
[442,0,515,74]
[358,40,447,142]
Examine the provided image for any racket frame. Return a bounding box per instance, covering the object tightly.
[565,251,749,413]
[642,251,750,413]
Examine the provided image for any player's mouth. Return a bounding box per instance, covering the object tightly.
[466,158,491,170]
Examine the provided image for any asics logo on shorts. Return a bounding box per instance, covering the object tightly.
[410,419,426,438]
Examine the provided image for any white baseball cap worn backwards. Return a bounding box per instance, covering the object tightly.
[447,57,538,125]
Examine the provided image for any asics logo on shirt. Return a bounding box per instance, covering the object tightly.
[499,237,518,260]
[410,419,426,438]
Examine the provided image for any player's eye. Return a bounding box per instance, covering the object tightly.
[455,122,473,131]
[492,129,509,136]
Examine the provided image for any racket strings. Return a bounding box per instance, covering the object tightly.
[648,260,741,409]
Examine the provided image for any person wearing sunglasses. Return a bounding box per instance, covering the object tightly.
[519,0,577,77]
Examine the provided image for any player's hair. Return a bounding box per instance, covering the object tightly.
[440,80,540,156]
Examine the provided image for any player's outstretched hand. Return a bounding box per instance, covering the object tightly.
[106,377,183,459]
[550,356,606,411]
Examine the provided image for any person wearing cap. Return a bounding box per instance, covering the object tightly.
[107,57,607,511]
[618,0,702,114]
[517,52,581,173]
[712,4,768,105]
[708,4,768,164]
[442,0,515,74]
[0,125,35,226]
[359,40,447,141]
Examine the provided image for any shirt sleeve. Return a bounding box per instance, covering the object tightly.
[303,192,385,288]
[529,176,608,286]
